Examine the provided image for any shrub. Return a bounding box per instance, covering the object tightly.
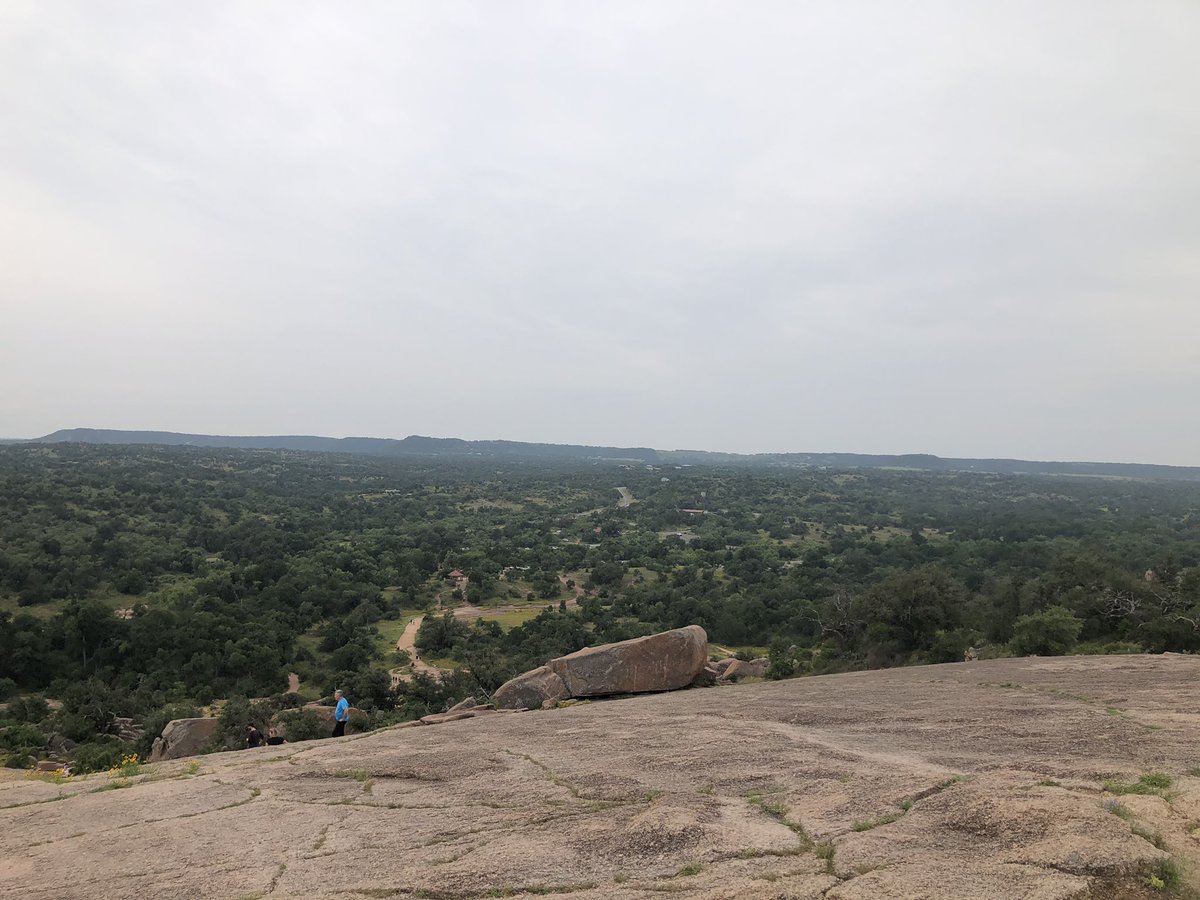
[7,696,49,724]
[928,629,978,664]
[209,695,275,752]
[283,710,326,743]
[4,752,32,769]
[0,678,17,701]
[766,641,797,680]
[1011,606,1082,656]
[72,739,124,774]
[0,723,46,754]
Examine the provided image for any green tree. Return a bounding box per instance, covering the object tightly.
[1010,606,1082,656]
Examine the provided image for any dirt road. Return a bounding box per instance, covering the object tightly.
[616,486,633,507]
[393,615,443,679]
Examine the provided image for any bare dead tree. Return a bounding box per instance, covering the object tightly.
[1098,588,1139,620]
[802,591,866,645]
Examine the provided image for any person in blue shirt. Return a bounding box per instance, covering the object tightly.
[332,689,350,738]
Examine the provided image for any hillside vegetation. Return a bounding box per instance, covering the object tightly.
[1,443,1199,769]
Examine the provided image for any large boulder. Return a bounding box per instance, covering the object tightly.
[149,717,219,762]
[492,666,570,711]
[547,625,708,697]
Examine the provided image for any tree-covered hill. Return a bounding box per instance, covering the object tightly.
[28,428,1200,480]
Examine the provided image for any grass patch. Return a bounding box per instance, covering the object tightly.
[1131,824,1167,850]
[815,841,836,874]
[476,608,545,630]
[1104,799,1134,821]
[1147,857,1181,891]
[91,779,131,792]
[1105,773,1172,796]
[746,792,811,845]
[1036,779,1062,787]
[851,812,901,832]
[674,864,703,877]
[1107,707,1122,716]
[851,798,914,832]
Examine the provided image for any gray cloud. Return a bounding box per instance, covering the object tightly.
[2,1,1198,463]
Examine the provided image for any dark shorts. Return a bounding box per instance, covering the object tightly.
[332,720,346,738]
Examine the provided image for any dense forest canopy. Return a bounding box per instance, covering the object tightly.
[2,443,1198,768]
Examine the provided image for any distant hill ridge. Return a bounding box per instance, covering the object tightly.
[27,427,1200,481]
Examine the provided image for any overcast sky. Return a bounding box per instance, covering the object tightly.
[2,2,1198,463]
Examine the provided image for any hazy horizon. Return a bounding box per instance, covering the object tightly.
[9,424,1199,468]
[3,3,1198,464]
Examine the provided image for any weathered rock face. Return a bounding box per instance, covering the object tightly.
[8,654,1198,900]
[492,666,570,710]
[547,625,708,697]
[149,717,220,762]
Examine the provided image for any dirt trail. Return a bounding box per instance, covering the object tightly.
[287,672,300,693]
[559,574,585,598]
[616,486,634,507]
[393,592,582,683]
[393,615,443,679]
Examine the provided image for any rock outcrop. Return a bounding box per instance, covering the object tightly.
[493,626,708,709]
[8,654,1200,900]
[149,716,219,762]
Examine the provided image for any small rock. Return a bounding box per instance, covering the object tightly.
[418,712,475,725]
[723,658,769,681]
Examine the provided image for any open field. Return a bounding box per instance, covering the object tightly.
[473,607,545,630]
[7,654,1200,899]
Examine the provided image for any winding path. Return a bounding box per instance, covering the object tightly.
[391,592,583,684]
